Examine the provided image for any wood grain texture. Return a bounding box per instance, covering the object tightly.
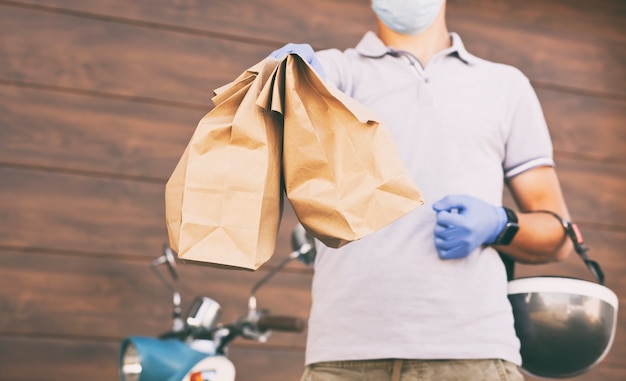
[556,158,626,229]
[0,161,621,258]
[1,86,624,182]
[0,83,295,262]
[0,336,120,380]
[0,84,205,178]
[446,0,626,96]
[2,0,624,95]
[538,88,626,163]
[0,0,374,49]
[0,166,302,261]
[0,0,624,379]
[0,336,306,381]
[0,5,268,105]
[0,248,311,346]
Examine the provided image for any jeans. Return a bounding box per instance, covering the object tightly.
[300,358,524,381]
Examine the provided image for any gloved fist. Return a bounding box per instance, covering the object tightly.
[432,194,507,260]
[269,43,326,80]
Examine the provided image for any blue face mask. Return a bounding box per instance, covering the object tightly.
[372,0,444,35]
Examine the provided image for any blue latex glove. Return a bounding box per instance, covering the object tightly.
[269,43,326,81]
[432,194,508,260]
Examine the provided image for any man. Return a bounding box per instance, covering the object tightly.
[271,0,573,380]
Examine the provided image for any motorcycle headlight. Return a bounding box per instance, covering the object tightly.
[120,341,142,381]
[119,337,210,381]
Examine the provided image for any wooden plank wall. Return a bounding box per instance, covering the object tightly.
[0,0,624,380]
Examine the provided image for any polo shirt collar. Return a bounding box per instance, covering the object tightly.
[355,31,479,65]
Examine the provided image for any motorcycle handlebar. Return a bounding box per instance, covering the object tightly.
[257,315,306,333]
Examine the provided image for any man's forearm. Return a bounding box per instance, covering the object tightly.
[494,211,572,264]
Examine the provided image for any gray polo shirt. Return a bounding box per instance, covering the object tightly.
[305,32,554,365]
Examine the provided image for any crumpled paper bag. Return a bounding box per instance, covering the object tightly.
[166,54,423,270]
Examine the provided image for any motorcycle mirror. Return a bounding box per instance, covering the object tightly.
[151,245,178,281]
[151,245,184,332]
[290,223,316,265]
[247,223,315,319]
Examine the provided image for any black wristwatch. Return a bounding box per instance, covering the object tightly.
[493,207,519,245]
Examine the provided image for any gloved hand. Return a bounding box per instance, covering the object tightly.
[269,43,326,81]
[432,194,507,260]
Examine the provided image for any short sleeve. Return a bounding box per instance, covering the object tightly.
[503,74,555,179]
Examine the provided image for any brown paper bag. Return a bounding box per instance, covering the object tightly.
[166,54,423,270]
[258,55,424,248]
[165,60,283,270]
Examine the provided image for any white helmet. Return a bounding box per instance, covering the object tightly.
[505,211,619,378]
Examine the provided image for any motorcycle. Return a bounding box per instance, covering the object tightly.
[118,224,316,381]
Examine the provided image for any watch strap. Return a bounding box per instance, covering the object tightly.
[493,207,519,245]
